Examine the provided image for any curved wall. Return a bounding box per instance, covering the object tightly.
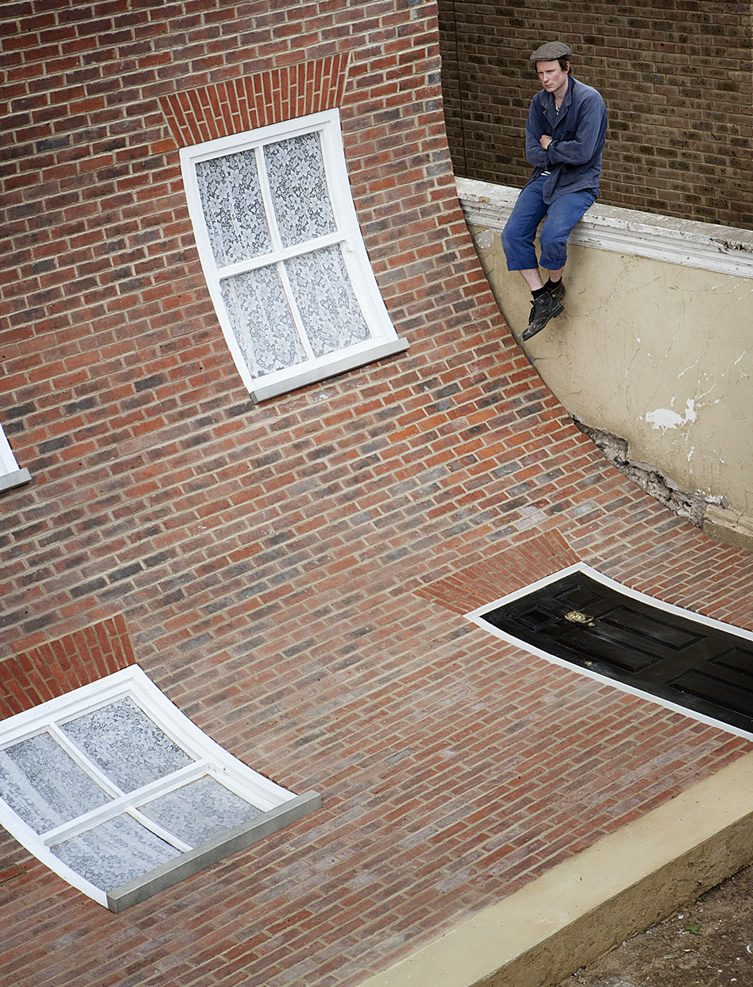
[3,4,753,987]
[460,180,753,547]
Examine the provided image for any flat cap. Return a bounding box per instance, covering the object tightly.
[529,41,572,62]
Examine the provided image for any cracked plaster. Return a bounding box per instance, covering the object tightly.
[467,213,753,538]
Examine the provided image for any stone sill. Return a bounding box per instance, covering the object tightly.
[457,177,753,280]
[0,468,32,494]
[250,337,410,402]
[107,790,321,912]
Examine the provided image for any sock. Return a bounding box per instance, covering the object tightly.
[545,278,562,291]
[531,285,547,299]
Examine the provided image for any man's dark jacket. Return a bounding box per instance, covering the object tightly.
[525,76,607,204]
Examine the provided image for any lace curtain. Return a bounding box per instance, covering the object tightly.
[196,150,271,265]
[0,696,263,893]
[264,132,336,247]
[196,131,372,379]
[221,267,305,376]
[286,245,370,356]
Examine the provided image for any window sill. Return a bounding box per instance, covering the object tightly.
[107,789,321,911]
[250,337,409,402]
[0,468,32,494]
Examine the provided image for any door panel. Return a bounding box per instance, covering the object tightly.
[481,572,753,733]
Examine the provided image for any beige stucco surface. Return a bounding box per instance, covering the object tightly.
[471,227,753,537]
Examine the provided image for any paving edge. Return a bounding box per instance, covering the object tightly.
[360,749,753,987]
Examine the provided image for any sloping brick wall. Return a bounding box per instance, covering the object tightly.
[2,3,753,986]
[438,0,753,229]
[416,529,579,613]
[1,0,451,653]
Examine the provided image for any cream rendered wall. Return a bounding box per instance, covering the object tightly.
[461,181,753,547]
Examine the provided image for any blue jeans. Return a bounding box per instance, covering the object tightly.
[502,176,596,272]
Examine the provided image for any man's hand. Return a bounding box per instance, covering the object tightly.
[539,134,553,150]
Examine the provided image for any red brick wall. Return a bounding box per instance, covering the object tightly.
[0,0,451,659]
[417,529,579,613]
[160,54,351,146]
[3,4,753,987]
[0,616,135,718]
[438,0,753,229]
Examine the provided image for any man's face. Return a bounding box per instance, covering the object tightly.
[536,59,569,97]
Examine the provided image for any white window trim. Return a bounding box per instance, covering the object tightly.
[0,665,320,911]
[466,562,753,742]
[180,108,408,402]
[0,424,31,492]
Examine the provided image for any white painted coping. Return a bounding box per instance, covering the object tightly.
[457,177,753,280]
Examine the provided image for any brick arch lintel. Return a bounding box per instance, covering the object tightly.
[159,53,351,148]
[415,529,580,615]
[1,614,137,719]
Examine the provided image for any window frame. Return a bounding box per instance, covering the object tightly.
[0,424,31,493]
[0,665,320,911]
[180,108,408,402]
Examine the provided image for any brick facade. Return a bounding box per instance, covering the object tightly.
[0,615,135,719]
[2,3,753,985]
[438,0,753,229]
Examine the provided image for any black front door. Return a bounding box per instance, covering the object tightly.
[481,570,753,733]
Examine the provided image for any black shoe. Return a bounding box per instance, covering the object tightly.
[522,287,565,341]
[547,279,566,304]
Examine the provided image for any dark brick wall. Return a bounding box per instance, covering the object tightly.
[438,0,753,230]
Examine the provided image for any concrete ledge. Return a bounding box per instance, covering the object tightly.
[107,790,321,912]
[457,177,753,280]
[361,752,753,987]
[0,467,32,493]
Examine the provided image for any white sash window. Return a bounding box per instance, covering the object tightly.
[180,110,407,402]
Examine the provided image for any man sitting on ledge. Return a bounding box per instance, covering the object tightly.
[502,41,608,341]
